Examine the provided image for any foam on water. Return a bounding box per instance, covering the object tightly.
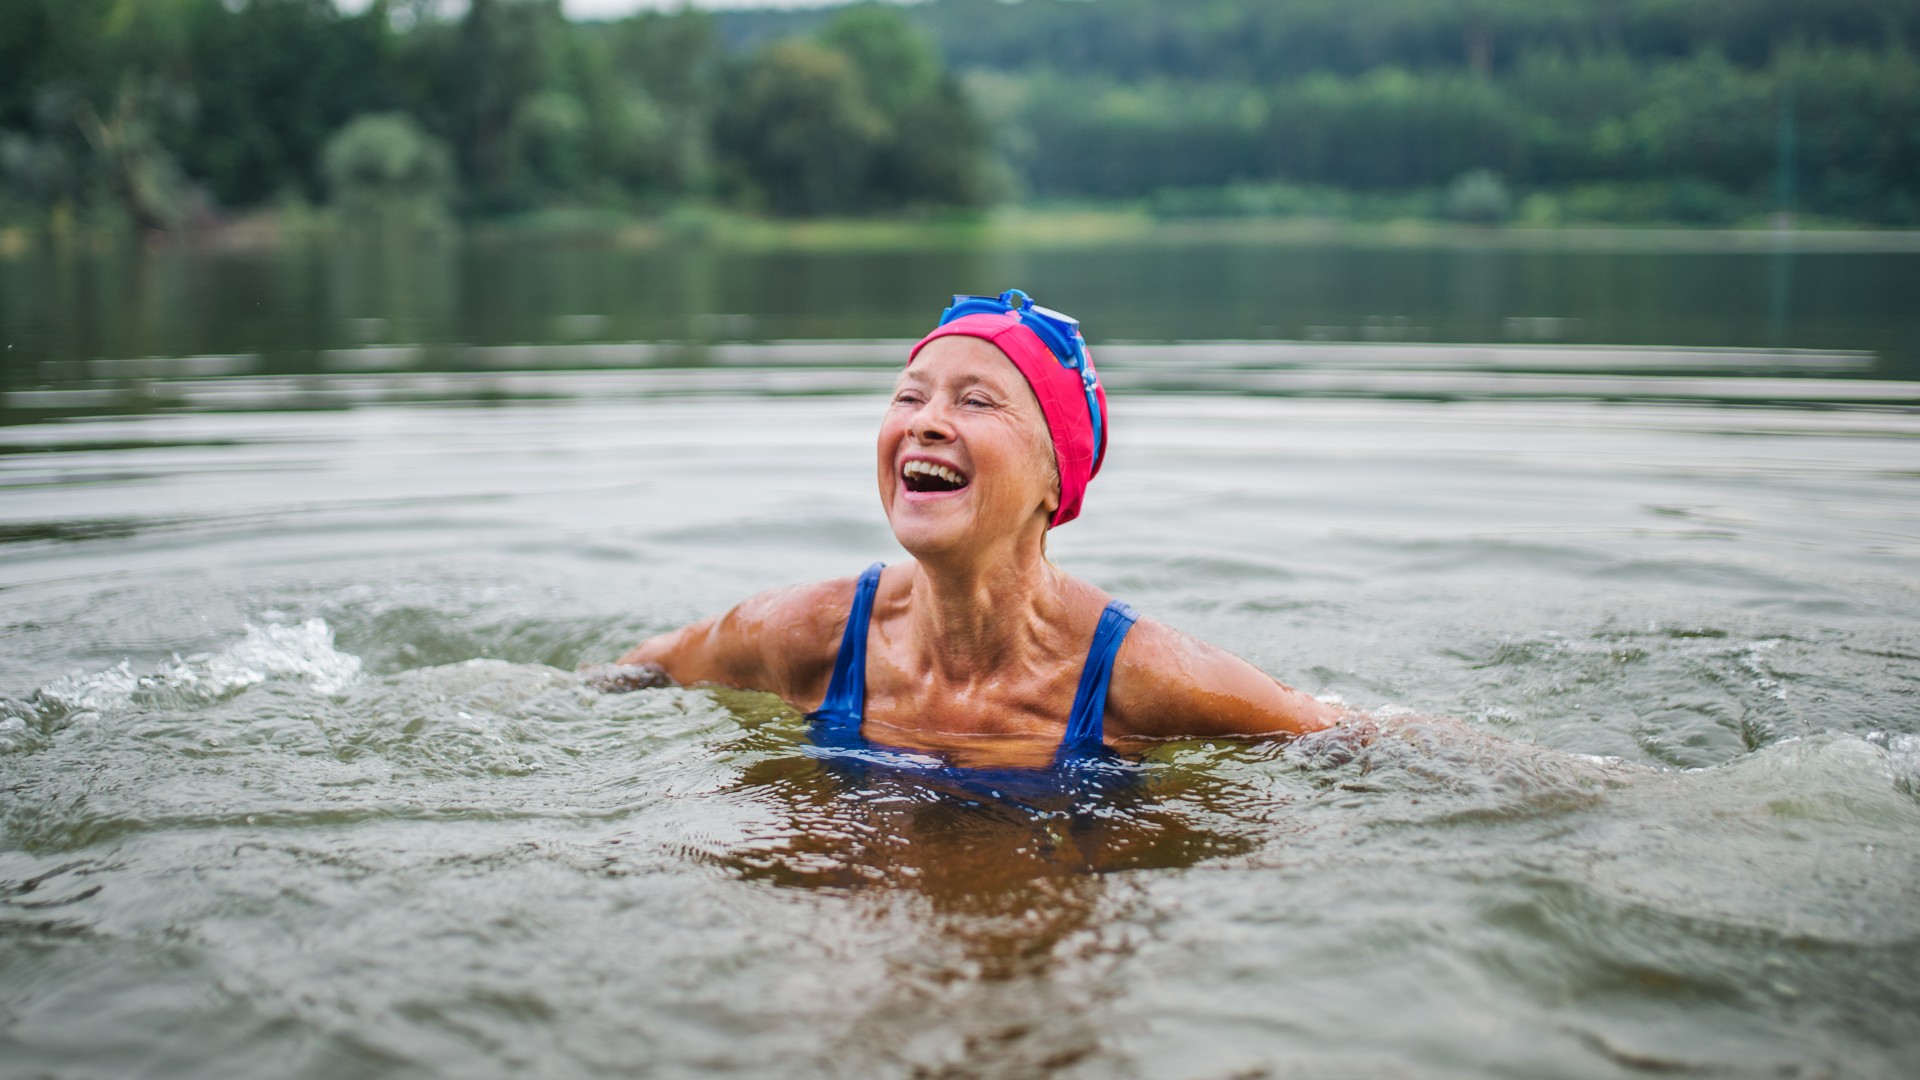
[28,617,361,730]
[1873,730,1920,799]
[193,617,364,696]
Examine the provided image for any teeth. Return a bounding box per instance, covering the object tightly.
[903,461,965,486]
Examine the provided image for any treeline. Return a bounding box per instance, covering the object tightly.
[3,0,1918,231]
[991,45,1919,224]
[732,0,1920,225]
[0,0,985,230]
[903,0,1920,81]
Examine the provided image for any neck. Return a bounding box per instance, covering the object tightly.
[905,529,1063,683]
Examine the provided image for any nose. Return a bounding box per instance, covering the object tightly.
[908,394,954,443]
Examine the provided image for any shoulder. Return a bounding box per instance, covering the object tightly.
[1104,615,1343,741]
[720,573,865,668]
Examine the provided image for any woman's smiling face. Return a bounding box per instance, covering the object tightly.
[878,335,1059,558]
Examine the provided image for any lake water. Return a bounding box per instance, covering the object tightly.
[3,237,1919,1078]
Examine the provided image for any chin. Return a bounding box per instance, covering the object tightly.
[886,514,971,559]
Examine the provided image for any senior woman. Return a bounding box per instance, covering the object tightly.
[608,290,1352,770]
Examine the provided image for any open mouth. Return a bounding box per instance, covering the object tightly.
[901,459,969,494]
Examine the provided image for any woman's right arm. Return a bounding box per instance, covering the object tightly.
[597,579,851,704]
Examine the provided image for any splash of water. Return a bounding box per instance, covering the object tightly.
[1870,730,1920,799]
[30,617,362,730]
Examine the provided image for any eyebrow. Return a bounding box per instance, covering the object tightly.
[895,369,1014,394]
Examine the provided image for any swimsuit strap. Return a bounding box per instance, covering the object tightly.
[1059,600,1139,757]
[813,567,1136,762]
[813,562,884,733]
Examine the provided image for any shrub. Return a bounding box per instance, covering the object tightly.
[321,113,455,231]
[1444,169,1514,223]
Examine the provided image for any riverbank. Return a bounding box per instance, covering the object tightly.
[8,204,1920,257]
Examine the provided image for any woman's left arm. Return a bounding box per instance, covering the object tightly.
[1105,618,1352,741]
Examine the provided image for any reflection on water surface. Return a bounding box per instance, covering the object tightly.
[6,237,1920,409]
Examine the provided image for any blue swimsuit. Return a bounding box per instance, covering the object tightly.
[807,563,1139,783]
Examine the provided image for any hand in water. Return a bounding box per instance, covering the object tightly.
[578,662,672,693]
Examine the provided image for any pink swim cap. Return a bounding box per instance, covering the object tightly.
[909,311,1108,528]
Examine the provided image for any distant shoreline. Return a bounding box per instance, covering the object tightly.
[8,207,1920,256]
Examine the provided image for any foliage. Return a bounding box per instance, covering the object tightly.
[0,0,201,230]
[892,0,1920,80]
[3,0,1918,230]
[603,9,723,194]
[173,0,397,207]
[963,40,1919,223]
[894,0,1919,224]
[1541,180,1751,226]
[719,5,988,214]
[717,39,887,215]
[1444,169,1514,224]
[321,111,454,231]
[0,0,989,229]
[1149,181,1439,222]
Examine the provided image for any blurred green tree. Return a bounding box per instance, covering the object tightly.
[0,0,194,229]
[175,0,397,207]
[1444,169,1514,223]
[513,89,590,197]
[823,4,988,208]
[716,5,987,213]
[605,9,725,194]
[321,111,455,231]
[820,3,941,117]
[717,39,885,214]
[394,0,573,212]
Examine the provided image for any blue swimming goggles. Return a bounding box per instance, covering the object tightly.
[937,289,1104,462]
